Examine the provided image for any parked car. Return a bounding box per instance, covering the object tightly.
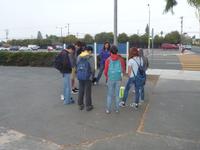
[0,47,9,51]
[19,46,32,51]
[9,46,20,51]
[161,43,179,49]
[55,45,63,50]
[182,45,192,50]
[47,46,54,51]
[28,45,40,50]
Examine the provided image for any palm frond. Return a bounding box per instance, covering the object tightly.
[164,0,178,14]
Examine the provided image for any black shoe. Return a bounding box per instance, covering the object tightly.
[74,87,79,91]
[72,89,78,94]
[79,105,84,110]
[86,105,93,111]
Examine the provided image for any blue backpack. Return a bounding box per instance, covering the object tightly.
[108,58,122,81]
[132,58,146,87]
[77,58,91,80]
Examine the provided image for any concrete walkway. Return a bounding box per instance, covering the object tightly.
[0,67,200,150]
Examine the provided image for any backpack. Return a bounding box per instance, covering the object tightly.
[108,57,122,81]
[132,58,146,87]
[77,57,91,80]
[54,50,71,73]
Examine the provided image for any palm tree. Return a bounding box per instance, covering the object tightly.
[164,0,200,13]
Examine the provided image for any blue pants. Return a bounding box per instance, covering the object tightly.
[122,77,144,104]
[106,80,120,111]
[63,73,72,104]
[96,65,104,82]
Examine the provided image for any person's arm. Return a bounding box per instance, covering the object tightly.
[119,57,126,74]
[128,66,132,77]
[104,58,109,80]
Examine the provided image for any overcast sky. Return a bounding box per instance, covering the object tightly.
[0,0,199,40]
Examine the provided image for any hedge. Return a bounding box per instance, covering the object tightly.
[0,51,126,67]
[0,52,58,67]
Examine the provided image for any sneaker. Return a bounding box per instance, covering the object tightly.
[130,103,139,108]
[115,110,120,113]
[134,103,139,110]
[119,101,126,107]
[105,110,111,114]
[60,94,64,101]
[93,82,97,85]
[74,88,79,91]
[72,89,78,94]
[86,105,93,111]
[79,105,84,110]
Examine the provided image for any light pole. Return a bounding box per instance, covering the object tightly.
[148,4,151,51]
[114,0,118,46]
[56,27,63,37]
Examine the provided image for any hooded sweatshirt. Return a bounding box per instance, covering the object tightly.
[104,53,125,80]
[77,51,95,80]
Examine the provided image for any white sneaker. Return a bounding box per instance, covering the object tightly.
[105,110,111,114]
[119,101,126,107]
[60,94,64,101]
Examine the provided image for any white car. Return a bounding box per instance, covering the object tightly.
[0,47,9,51]
[19,46,32,51]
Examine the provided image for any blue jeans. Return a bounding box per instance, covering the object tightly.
[123,77,143,104]
[96,65,104,82]
[106,80,120,111]
[63,73,72,104]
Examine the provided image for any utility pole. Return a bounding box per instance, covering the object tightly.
[114,0,118,46]
[67,23,70,35]
[180,16,183,51]
[148,4,151,51]
[5,29,9,41]
[56,27,63,37]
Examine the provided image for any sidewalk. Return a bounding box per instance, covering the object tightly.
[0,67,200,150]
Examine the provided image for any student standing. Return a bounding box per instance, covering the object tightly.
[77,46,95,111]
[104,45,125,114]
[119,47,144,109]
[94,41,110,84]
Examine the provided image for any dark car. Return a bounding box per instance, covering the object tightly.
[9,46,20,51]
[161,43,179,50]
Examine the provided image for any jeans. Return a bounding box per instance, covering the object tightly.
[96,65,104,82]
[78,80,92,107]
[139,86,144,101]
[106,80,120,111]
[122,77,143,104]
[63,73,72,104]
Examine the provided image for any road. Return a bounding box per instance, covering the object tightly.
[147,48,200,71]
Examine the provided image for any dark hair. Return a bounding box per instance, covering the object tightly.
[75,41,82,47]
[103,41,111,50]
[129,47,139,59]
[110,45,118,54]
[67,45,75,51]
[84,46,93,52]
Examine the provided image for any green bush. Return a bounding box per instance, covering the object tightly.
[0,52,58,67]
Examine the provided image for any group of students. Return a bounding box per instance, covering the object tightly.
[54,41,148,114]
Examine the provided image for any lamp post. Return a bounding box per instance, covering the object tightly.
[148,4,151,51]
[114,0,118,46]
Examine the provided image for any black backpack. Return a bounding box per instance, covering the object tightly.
[54,50,71,73]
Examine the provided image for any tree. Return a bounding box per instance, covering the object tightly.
[63,35,78,44]
[129,34,140,47]
[145,24,149,35]
[154,35,164,48]
[164,31,181,44]
[118,33,129,43]
[83,34,94,44]
[164,0,200,13]
[37,31,43,40]
[94,32,113,43]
